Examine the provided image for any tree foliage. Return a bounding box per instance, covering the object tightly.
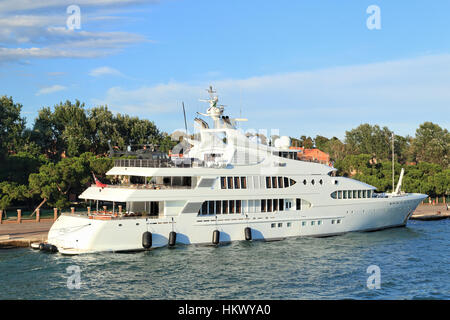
[0,96,26,157]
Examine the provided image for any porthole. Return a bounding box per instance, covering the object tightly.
[311,179,315,185]
[303,179,307,185]
[319,179,323,185]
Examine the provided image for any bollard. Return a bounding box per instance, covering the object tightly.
[87,206,91,215]
[0,209,3,224]
[103,205,107,213]
[53,208,58,221]
[17,209,22,224]
[71,207,75,214]
[118,205,122,215]
[36,209,40,222]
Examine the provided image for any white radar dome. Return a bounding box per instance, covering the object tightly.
[274,136,291,149]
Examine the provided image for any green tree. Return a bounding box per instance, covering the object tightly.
[0,96,26,157]
[345,124,393,160]
[413,122,449,168]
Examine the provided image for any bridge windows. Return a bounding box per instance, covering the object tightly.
[221,176,248,189]
[221,176,296,189]
[331,190,375,200]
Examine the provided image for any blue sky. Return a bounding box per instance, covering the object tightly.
[1,0,449,140]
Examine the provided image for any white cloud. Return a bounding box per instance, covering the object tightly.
[93,54,450,138]
[0,2,152,63]
[0,0,152,13]
[89,66,123,77]
[36,84,67,95]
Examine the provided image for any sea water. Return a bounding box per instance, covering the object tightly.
[0,219,448,300]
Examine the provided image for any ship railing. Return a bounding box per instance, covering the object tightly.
[91,184,192,190]
[61,211,161,219]
[113,158,205,168]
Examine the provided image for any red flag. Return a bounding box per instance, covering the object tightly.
[92,173,107,188]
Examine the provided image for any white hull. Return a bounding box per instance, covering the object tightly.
[48,193,425,255]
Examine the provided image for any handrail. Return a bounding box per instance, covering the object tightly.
[113,158,202,168]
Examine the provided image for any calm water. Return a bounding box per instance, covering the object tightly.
[0,219,449,300]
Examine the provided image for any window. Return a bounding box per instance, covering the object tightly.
[319,179,323,185]
[261,199,267,212]
[362,190,367,198]
[208,201,215,215]
[311,179,315,185]
[267,199,273,212]
[222,200,228,214]
[273,198,278,211]
[318,220,322,225]
[272,176,277,188]
[348,190,352,199]
[215,201,221,214]
[271,223,276,228]
[266,177,271,188]
[278,177,283,188]
[227,177,233,189]
[279,199,284,211]
[284,177,289,187]
[302,221,306,227]
[343,190,347,199]
[358,190,362,198]
[331,220,335,224]
[201,201,207,215]
[331,191,337,199]
[241,177,247,189]
[353,190,357,198]
[286,201,291,209]
[367,190,372,198]
[234,177,240,189]
[296,198,301,210]
[311,221,315,226]
[236,200,241,213]
[338,191,343,199]
[229,200,235,214]
[337,219,341,224]
[220,177,226,189]
[290,179,296,186]
[287,222,292,227]
[278,223,282,227]
[303,179,307,185]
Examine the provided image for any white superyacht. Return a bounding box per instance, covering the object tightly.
[44,87,427,254]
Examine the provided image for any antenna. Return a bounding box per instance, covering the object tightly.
[392,132,395,193]
[182,102,188,135]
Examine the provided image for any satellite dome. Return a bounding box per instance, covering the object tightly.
[274,136,291,149]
